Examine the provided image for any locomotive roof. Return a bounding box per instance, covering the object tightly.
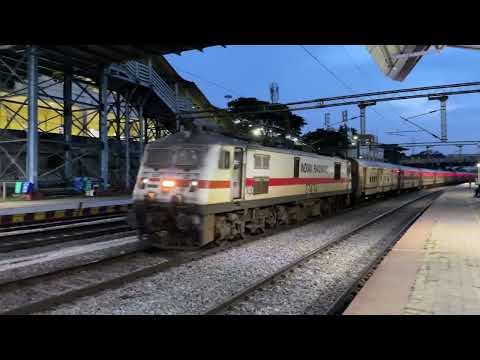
[148,131,248,147]
[149,131,347,162]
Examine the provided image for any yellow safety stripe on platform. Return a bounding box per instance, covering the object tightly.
[34,212,47,221]
[12,214,25,223]
[0,203,131,226]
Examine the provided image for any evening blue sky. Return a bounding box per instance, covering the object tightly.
[166,45,480,154]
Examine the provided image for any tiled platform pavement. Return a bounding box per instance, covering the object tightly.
[344,184,480,315]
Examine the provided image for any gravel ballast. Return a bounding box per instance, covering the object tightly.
[39,190,440,315]
[224,196,434,315]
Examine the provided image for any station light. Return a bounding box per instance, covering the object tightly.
[477,163,480,168]
[251,128,263,136]
[353,135,359,140]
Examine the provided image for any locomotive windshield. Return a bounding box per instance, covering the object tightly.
[145,148,171,168]
[145,146,207,169]
[175,148,206,168]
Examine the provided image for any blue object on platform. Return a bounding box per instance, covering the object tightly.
[73,177,84,192]
[21,182,32,194]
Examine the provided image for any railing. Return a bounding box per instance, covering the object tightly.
[176,96,193,113]
[0,181,20,200]
[110,61,178,113]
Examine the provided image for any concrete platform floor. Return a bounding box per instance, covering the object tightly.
[0,195,132,216]
[344,184,480,315]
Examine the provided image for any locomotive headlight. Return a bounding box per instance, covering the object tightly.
[161,180,176,188]
[189,180,199,192]
[137,177,148,189]
[161,179,176,192]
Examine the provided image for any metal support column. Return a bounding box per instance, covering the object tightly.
[99,66,109,190]
[358,101,376,137]
[342,110,348,129]
[440,96,448,142]
[174,82,180,131]
[324,113,331,130]
[359,104,366,135]
[125,105,131,189]
[26,45,39,191]
[138,104,145,156]
[63,66,73,182]
[429,95,448,142]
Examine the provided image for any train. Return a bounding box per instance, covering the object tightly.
[129,129,475,249]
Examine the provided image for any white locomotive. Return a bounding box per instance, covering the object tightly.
[130,129,474,249]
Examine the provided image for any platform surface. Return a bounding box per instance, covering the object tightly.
[0,195,132,216]
[344,184,480,315]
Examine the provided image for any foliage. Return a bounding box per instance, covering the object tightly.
[225,97,307,145]
[411,150,446,158]
[301,125,352,154]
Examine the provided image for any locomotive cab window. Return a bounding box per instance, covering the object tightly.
[294,157,300,178]
[219,150,230,169]
[334,162,341,180]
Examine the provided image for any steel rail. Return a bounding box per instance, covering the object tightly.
[204,190,442,315]
[325,193,440,315]
[0,191,394,315]
[0,223,134,253]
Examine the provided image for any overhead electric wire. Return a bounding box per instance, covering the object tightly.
[399,116,441,140]
[301,45,396,134]
[341,45,443,140]
[173,65,243,97]
[404,109,440,120]
[300,45,356,92]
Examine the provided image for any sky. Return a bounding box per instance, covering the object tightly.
[165,45,480,155]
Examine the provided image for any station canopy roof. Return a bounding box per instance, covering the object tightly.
[367,45,431,81]
[367,45,480,81]
[0,44,223,79]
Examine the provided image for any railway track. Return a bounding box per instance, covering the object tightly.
[0,190,406,315]
[204,190,441,315]
[0,215,133,253]
[0,189,441,315]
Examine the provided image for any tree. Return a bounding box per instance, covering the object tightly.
[411,150,446,158]
[301,125,351,156]
[225,97,306,145]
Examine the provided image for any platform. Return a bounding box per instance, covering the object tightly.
[0,195,132,225]
[344,184,480,315]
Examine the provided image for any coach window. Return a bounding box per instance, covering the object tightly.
[263,155,270,169]
[254,154,270,169]
[219,150,230,169]
[294,157,300,178]
[334,162,341,180]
